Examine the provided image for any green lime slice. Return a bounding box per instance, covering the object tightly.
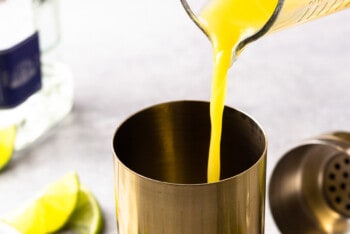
[60,186,103,234]
[2,172,79,234]
[0,125,16,170]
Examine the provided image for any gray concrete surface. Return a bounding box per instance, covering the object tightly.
[1,0,350,233]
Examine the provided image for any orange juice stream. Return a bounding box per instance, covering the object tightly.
[199,0,278,182]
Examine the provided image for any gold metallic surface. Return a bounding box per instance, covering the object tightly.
[113,101,267,234]
[269,132,350,234]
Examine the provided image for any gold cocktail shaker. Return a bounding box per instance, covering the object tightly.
[113,101,267,234]
[269,132,350,234]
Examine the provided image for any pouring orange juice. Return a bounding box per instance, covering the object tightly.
[198,0,278,182]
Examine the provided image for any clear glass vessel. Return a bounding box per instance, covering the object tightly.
[0,0,74,151]
[181,0,350,50]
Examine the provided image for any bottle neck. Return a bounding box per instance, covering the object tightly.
[0,0,35,50]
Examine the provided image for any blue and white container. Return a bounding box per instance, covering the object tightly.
[0,0,74,151]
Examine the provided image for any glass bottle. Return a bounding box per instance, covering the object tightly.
[0,0,74,151]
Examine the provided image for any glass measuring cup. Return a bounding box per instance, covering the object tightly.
[181,0,350,51]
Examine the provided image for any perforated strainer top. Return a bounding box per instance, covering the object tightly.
[323,154,350,217]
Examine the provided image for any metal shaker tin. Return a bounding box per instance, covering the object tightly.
[269,132,350,234]
[113,101,267,234]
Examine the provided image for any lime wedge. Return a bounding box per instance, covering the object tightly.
[61,186,103,234]
[0,125,16,170]
[2,172,79,234]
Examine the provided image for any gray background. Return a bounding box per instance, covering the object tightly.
[1,0,350,233]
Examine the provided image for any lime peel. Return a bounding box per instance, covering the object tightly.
[61,186,103,234]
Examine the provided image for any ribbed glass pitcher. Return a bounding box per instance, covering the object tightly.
[181,0,350,48]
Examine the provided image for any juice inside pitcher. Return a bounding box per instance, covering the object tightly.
[270,0,350,32]
[195,0,350,182]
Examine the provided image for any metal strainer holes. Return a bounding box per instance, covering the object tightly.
[324,154,350,217]
[335,163,341,170]
[341,183,346,190]
[345,158,350,164]
[329,185,336,192]
[336,197,342,203]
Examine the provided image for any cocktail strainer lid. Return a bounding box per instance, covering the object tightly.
[269,132,350,234]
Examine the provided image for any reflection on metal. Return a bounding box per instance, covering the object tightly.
[269,132,350,234]
[113,101,267,234]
